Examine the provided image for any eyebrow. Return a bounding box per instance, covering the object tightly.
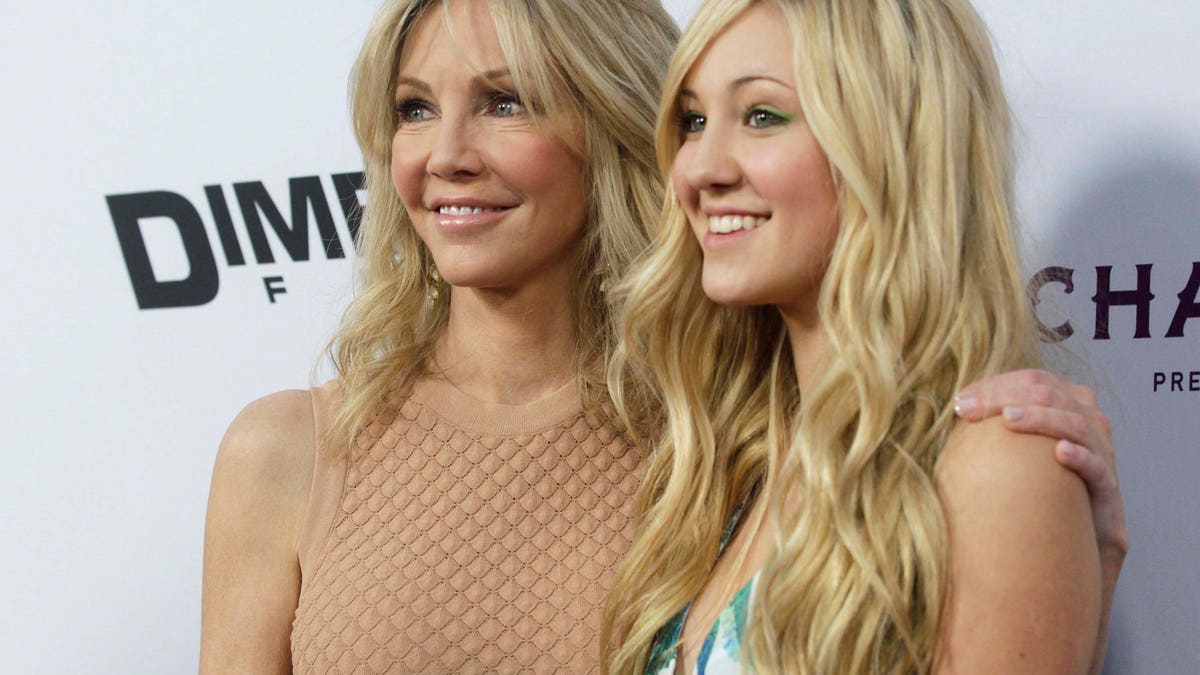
[394,67,514,95]
[679,73,795,99]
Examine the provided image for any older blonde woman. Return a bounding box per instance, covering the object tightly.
[201,1,675,671]
[200,0,1124,672]
[605,0,1123,673]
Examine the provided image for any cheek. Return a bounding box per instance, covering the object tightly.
[671,145,706,242]
[671,145,698,208]
[746,145,837,232]
[390,132,425,208]
[488,134,583,207]
[481,132,590,257]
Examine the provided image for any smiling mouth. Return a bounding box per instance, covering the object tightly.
[708,214,767,234]
[437,205,511,215]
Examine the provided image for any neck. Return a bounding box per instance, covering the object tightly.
[770,302,826,508]
[779,302,826,395]
[434,272,578,405]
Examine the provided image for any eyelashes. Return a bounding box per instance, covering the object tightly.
[745,106,792,128]
[677,110,706,134]
[395,97,434,124]
[482,91,525,117]
[675,105,793,136]
[393,90,527,126]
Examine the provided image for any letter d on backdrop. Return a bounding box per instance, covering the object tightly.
[107,191,220,309]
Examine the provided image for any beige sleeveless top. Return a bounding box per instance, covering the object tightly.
[290,377,641,673]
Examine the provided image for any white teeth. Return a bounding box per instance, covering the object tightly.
[438,205,504,215]
[708,215,768,234]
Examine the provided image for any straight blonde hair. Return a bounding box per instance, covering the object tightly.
[326,0,679,452]
[603,0,1041,672]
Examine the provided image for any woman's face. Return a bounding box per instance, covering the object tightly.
[391,0,588,292]
[672,2,838,314]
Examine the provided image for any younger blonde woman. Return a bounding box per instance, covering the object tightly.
[605,0,1120,672]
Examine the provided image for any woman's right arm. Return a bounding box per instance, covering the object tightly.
[955,370,1127,674]
[934,417,1100,673]
[200,391,316,674]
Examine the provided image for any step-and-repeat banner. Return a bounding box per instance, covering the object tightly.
[2,1,1195,672]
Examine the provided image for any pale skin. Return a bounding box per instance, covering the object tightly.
[956,369,1126,675]
[200,1,1124,672]
[669,4,1104,673]
[200,3,584,672]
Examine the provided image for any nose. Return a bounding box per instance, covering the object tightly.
[684,125,741,192]
[426,114,485,180]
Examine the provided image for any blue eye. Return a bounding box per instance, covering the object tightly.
[395,98,435,125]
[678,110,706,134]
[745,106,790,129]
[486,92,525,118]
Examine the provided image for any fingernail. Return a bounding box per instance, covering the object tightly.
[954,395,980,417]
[1003,406,1024,421]
[1058,441,1080,460]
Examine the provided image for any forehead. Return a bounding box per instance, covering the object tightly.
[681,3,793,95]
[397,0,508,78]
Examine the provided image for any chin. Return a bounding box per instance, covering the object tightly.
[701,276,766,308]
[437,262,508,290]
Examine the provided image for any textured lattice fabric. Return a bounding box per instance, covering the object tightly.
[291,381,640,673]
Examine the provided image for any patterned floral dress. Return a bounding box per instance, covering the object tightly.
[645,503,757,674]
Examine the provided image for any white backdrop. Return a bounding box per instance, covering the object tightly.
[1,1,1196,673]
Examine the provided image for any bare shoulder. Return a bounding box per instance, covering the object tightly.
[214,389,317,495]
[208,388,319,560]
[201,389,318,673]
[937,416,1083,507]
[934,417,1100,673]
[207,389,319,556]
[936,416,1095,569]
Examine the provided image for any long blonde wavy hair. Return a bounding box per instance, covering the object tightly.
[325,0,679,451]
[603,0,1041,672]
